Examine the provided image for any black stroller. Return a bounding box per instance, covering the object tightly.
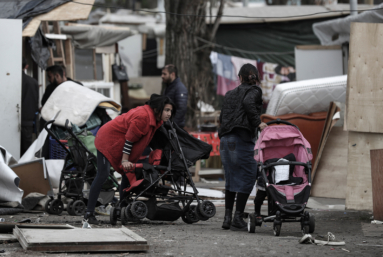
[44,119,119,216]
[110,121,216,225]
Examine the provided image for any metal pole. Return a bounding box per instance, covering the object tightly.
[350,0,358,16]
[242,0,249,7]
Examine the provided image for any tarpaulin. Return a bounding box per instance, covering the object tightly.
[214,18,338,67]
[313,3,383,46]
[0,0,70,69]
[61,25,135,49]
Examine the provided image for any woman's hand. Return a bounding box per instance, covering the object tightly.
[258,122,268,131]
[122,161,134,171]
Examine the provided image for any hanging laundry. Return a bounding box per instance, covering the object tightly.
[216,53,237,81]
[216,75,239,96]
[231,56,257,77]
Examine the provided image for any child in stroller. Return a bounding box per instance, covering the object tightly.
[110,120,217,225]
[248,119,315,236]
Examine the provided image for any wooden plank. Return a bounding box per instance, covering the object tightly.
[346,132,383,210]
[295,45,342,50]
[64,39,74,79]
[52,22,66,66]
[370,149,383,220]
[311,102,340,182]
[22,0,95,37]
[192,160,201,182]
[346,23,383,133]
[93,49,97,79]
[14,226,148,252]
[311,127,348,199]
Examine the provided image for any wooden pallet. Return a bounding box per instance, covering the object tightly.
[13,226,149,252]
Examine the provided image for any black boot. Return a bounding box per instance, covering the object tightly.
[222,209,232,229]
[230,211,247,231]
[83,212,99,225]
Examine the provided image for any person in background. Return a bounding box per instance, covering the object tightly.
[161,64,188,128]
[84,94,176,224]
[41,65,82,108]
[218,63,267,231]
[20,58,39,156]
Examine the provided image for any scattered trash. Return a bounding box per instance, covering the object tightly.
[19,218,32,223]
[0,218,4,222]
[82,220,92,229]
[299,232,345,246]
[0,250,5,253]
[35,218,40,224]
[363,241,367,243]
[371,220,383,224]
[342,248,350,252]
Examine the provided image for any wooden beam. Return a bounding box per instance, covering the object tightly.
[370,149,383,220]
[142,33,147,51]
[93,49,97,80]
[64,39,74,79]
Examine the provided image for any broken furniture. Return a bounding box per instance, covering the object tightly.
[261,112,327,168]
[13,226,148,252]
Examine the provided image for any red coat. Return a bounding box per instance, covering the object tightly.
[95,105,163,174]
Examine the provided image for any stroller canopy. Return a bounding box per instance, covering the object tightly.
[255,125,313,183]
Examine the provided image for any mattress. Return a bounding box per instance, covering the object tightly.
[266,75,347,116]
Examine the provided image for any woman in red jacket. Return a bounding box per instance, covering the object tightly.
[84,94,176,224]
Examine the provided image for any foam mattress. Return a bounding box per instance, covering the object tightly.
[266,75,347,116]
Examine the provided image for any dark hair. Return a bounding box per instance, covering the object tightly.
[46,65,64,78]
[238,63,260,85]
[164,64,178,77]
[22,57,27,69]
[274,65,282,75]
[146,94,177,120]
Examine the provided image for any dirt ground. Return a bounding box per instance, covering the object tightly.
[1,203,382,257]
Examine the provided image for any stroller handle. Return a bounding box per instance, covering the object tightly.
[266,119,299,130]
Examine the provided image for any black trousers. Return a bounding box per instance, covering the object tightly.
[86,150,111,213]
[20,125,33,157]
[253,189,267,216]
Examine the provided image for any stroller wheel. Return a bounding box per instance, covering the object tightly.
[273,224,281,236]
[198,201,216,218]
[44,199,54,214]
[195,205,209,221]
[50,199,64,215]
[66,200,75,215]
[121,207,128,225]
[186,205,200,223]
[309,214,315,233]
[109,207,118,225]
[181,206,193,224]
[130,201,148,220]
[125,204,141,223]
[248,213,256,233]
[71,200,86,216]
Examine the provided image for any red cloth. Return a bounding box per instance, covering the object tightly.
[95,105,163,174]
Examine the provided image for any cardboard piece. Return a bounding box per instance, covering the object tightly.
[311,127,348,198]
[311,102,340,182]
[10,159,53,199]
[13,226,149,252]
[345,23,383,133]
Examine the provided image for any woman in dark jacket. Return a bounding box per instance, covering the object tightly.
[84,94,176,224]
[218,63,267,231]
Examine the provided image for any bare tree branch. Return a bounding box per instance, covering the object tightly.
[209,0,225,42]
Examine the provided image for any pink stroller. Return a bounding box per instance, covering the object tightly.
[248,119,315,236]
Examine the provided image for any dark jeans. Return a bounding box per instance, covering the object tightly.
[86,150,111,213]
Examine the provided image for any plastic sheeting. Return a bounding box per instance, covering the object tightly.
[61,26,135,49]
[0,0,70,69]
[214,18,326,67]
[0,146,24,204]
[313,4,383,46]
